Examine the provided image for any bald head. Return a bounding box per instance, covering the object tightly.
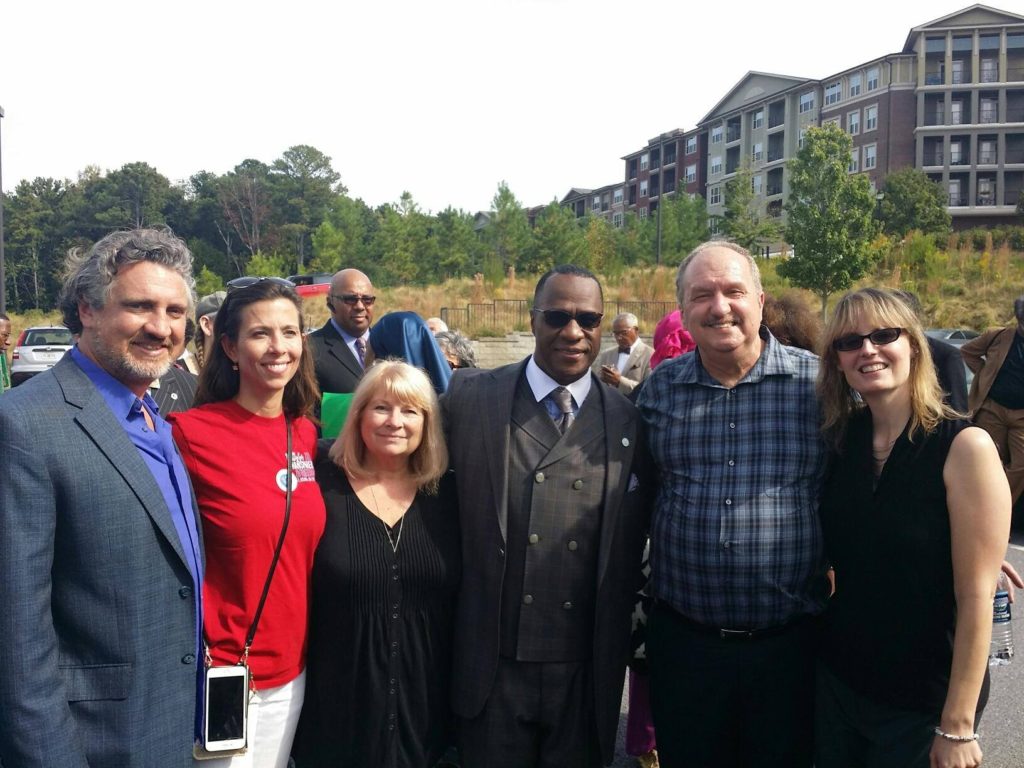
[328,268,375,336]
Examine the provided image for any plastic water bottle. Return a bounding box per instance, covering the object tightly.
[990,571,1014,666]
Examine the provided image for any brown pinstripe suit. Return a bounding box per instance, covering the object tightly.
[442,358,650,765]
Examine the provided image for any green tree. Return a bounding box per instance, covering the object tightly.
[270,145,344,270]
[194,264,225,296]
[877,167,951,237]
[582,215,618,274]
[4,178,68,310]
[372,193,439,284]
[781,125,877,318]
[434,207,483,278]
[529,202,584,273]
[219,159,275,259]
[310,195,373,274]
[486,181,532,274]
[722,164,780,253]
[659,192,709,264]
[246,252,289,277]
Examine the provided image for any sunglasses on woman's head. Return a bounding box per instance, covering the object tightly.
[225,276,296,293]
[832,327,903,352]
[530,308,604,330]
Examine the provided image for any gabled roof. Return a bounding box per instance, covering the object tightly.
[698,71,813,125]
[903,4,1024,51]
[559,187,593,204]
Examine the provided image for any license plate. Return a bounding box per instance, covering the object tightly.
[36,352,60,361]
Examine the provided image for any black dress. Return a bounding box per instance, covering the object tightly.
[293,462,460,768]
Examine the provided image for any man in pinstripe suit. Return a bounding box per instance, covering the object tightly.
[443,265,649,768]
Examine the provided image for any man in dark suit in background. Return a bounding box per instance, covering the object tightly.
[308,268,375,395]
[0,229,204,767]
[892,290,968,412]
[443,265,649,767]
[150,363,199,414]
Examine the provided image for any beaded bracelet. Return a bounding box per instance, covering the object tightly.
[933,726,980,743]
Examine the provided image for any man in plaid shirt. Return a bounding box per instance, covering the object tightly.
[636,242,829,768]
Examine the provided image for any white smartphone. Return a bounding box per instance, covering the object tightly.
[204,665,248,752]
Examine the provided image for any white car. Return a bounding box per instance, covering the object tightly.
[10,325,73,386]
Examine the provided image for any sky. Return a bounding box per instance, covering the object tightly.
[0,0,1007,214]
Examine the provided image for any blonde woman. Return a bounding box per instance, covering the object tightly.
[815,288,1010,768]
[294,361,459,767]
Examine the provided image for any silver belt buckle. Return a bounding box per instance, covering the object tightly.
[719,628,753,639]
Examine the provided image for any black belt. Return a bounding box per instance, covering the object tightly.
[658,601,808,640]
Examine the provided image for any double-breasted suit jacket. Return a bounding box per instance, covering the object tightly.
[592,340,653,395]
[308,321,364,395]
[442,359,650,764]
[0,356,203,767]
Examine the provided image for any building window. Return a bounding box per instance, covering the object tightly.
[981,98,998,123]
[950,141,963,165]
[685,136,697,154]
[981,58,998,83]
[613,187,624,205]
[848,148,860,173]
[824,81,841,106]
[863,144,877,170]
[798,127,808,149]
[979,140,997,164]
[865,104,878,132]
[709,186,722,205]
[752,174,763,195]
[799,91,815,114]
[639,180,648,197]
[685,164,697,183]
[752,109,764,129]
[847,110,860,135]
[710,155,723,175]
[752,142,763,163]
[867,66,879,91]
[951,101,964,125]
[592,195,601,211]
[640,153,649,171]
[849,73,862,97]
[711,126,723,144]
[612,212,624,228]
[638,206,648,220]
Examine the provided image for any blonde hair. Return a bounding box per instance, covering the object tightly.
[817,287,955,449]
[329,360,448,493]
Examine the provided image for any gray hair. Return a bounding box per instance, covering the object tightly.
[675,240,762,307]
[435,330,477,369]
[60,228,195,335]
[614,312,639,330]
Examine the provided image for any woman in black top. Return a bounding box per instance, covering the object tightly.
[816,288,1009,768]
[293,360,459,767]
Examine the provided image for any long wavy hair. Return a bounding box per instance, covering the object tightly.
[817,287,954,450]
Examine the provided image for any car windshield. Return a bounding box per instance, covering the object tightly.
[24,329,73,346]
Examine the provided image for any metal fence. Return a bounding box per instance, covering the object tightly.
[440,299,677,337]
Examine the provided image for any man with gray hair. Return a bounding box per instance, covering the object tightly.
[961,294,1024,506]
[637,241,827,767]
[592,312,653,395]
[0,228,205,767]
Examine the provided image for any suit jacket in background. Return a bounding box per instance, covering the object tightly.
[592,340,653,395]
[961,324,1018,414]
[308,321,364,395]
[0,356,202,768]
[442,359,650,765]
[150,364,199,415]
[926,337,968,413]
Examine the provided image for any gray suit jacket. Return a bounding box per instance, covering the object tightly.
[592,340,653,395]
[442,359,650,764]
[0,356,202,768]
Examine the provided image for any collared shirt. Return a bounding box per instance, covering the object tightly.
[616,339,638,374]
[636,330,828,629]
[525,355,592,421]
[330,317,369,369]
[69,347,204,644]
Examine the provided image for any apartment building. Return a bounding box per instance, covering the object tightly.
[561,183,627,227]
[609,4,1024,231]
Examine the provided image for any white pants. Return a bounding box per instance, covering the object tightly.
[197,671,305,768]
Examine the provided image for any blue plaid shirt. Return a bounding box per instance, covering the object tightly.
[637,330,828,629]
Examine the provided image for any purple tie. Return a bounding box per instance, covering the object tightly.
[354,338,366,368]
[550,386,575,435]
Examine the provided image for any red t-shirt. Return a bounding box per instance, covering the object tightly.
[170,400,326,689]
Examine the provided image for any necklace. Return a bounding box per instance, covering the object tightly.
[369,484,405,553]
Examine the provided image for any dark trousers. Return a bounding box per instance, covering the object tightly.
[457,658,600,768]
[648,602,817,768]
[815,662,950,768]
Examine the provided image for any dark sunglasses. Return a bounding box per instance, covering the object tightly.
[330,293,377,306]
[531,308,604,330]
[226,276,296,293]
[832,327,903,352]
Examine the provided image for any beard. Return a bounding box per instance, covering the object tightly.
[85,328,174,388]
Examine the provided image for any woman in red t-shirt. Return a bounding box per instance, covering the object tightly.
[171,277,325,768]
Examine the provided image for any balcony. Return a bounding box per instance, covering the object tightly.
[980,108,999,124]
[1006,151,1024,163]
[767,150,784,163]
[726,127,742,143]
[977,194,997,206]
[1007,66,1024,81]
[948,195,967,206]
[980,62,1000,83]
[924,111,945,126]
[1007,107,1024,122]
[664,152,677,166]
[951,64,971,84]
[979,152,998,164]
[925,71,943,85]
[766,185,783,197]
[924,152,944,166]
[950,154,970,166]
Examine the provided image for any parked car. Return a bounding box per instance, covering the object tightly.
[924,328,980,348]
[10,326,74,386]
[287,272,332,297]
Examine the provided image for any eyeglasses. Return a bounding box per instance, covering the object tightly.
[226,276,296,293]
[832,327,903,352]
[531,308,604,330]
[330,293,377,306]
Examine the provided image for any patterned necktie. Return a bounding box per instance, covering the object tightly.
[354,338,366,368]
[549,386,575,435]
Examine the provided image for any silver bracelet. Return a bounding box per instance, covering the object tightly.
[933,726,979,743]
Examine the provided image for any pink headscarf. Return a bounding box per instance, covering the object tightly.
[650,310,695,370]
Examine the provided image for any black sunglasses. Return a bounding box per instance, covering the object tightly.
[330,293,377,307]
[832,327,903,352]
[531,308,604,330]
[226,276,296,293]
